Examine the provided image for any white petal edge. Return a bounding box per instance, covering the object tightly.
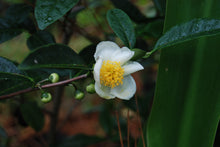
[95,82,115,99]
[123,61,144,76]
[111,75,136,100]
[94,41,120,61]
[93,58,103,84]
[111,47,134,65]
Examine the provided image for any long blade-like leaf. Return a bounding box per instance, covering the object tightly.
[146,0,220,146]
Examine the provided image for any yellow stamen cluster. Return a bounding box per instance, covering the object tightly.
[100,60,124,88]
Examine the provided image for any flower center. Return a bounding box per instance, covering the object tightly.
[100,60,124,88]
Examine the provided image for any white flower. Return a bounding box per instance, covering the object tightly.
[93,41,144,100]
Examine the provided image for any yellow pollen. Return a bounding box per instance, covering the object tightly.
[100,60,124,88]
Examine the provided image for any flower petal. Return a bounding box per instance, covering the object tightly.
[111,75,136,100]
[93,58,103,84]
[94,41,120,61]
[123,61,144,76]
[111,47,134,65]
[95,82,115,99]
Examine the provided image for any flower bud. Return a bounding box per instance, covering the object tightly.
[86,83,96,94]
[49,73,59,83]
[41,92,52,103]
[75,90,84,100]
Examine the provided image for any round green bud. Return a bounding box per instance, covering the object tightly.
[86,83,96,94]
[41,92,52,103]
[75,90,84,100]
[49,73,59,83]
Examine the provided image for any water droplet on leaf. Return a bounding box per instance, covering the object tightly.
[34,59,38,64]
[47,17,52,21]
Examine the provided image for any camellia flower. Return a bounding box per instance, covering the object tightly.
[93,41,144,100]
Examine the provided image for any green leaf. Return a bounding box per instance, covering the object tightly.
[0,18,23,44]
[107,9,136,48]
[0,73,34,96]
[57,134,104,147]
[79,44,96,64]
[0,57,21,74]
[153,0,166,16]
[18,44,87,81]
[35,0,79,30]
[110,0,147,23]
[146,0,220,146]
[0,4,34,43]
[131,48,147,60]
[136,19,164,38]
[5,4,33,24]
[20,101,44,132]
[19,44,86,70]
[27,31,56,50]
[145,18,220,57]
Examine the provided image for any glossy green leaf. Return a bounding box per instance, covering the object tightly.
[35,0,79,30]
[0,73,34,96]
[146,0,220,147]
[19,44,86,70]
[57,134,104,147]
[107,9,136,48]
[27,31,56,50]
[145,18,220,57]
[19,44,87,81]
[20,101,44,132]
[0,57,21,74]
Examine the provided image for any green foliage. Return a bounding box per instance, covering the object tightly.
[131,48,147,61]
[0,4,33,43]
[146,0,220,147]
[153,0,166,16]
[107,9,136,48]
[57,134,104,147]
[18,44,87,81]
[5,4,33,24]
[0,18,22,44]
[146,18,220,57]
[20,101,45,131]
[0,57,21,74]
[78,44,96,64]
[19,44,85,70]
[0,73,34,96]
[110,0,147,23]
[136,19,164,38]
[27,31,56,50]
[35,0,79,30]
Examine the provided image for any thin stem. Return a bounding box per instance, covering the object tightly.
[0,74,88,100]
[127,109,130,147]
[135,95,146,147]
[48,86,64,147]
[116,110,124,147]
